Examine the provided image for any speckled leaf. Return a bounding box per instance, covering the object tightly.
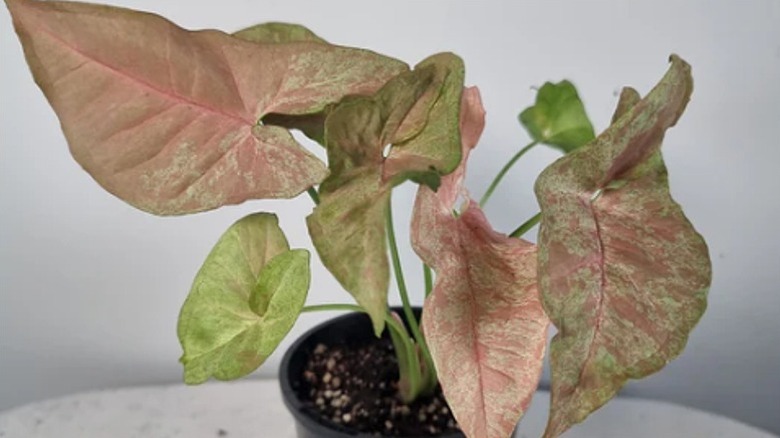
[7,0,406,215]
[383,52,465,187]
[535,56,711,438]
[519,80,595,153]
[307,57,466,335]
[410,88,549,438]
[439,86,487,204]
[178,213,310,384]
[231,22,330,144]
[233,22,327,44]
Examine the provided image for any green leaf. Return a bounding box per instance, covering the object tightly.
[233,22,327,44]
[307,53,466,335]
[177,213,310,384]
[534,56,711,438]
[519,80,595,153]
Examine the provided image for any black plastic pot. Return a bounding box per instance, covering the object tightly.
[279,308,465,438]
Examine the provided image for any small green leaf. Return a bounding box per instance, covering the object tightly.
[178,213,310,384]
[519,80,595,153]
[233,22,327,44]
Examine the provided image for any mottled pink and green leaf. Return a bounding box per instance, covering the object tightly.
[307,54,465,335]
[412,87,549,438]
[534,56,711,438]
[382,52,465,187]
[6,0,406,215]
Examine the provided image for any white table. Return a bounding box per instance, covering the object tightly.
[0,380,775,438]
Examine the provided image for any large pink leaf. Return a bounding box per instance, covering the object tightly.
[7,0,406,215]
[535,56,711,438]
[411,88,549,438]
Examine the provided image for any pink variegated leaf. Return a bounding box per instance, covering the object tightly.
[307,56,466,335]
[410,88,549,438]
[436,86,486,208]
[7,0,406,215]
[535,56,711,438]
[230,22,330,145]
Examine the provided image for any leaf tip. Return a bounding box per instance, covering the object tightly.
[371,313,386,338]
[668,53,688,68]
[182,366,208,386]
[4,0,28,25]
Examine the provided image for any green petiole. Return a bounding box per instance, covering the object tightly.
[301,303,425,403]
[479,140,538,208]
[509,212,541,238]
[307,187,320,205]
[386,197,437,390]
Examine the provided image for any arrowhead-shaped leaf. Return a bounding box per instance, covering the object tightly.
[411,88,549,438]
[178,213,310,384]
[535,56,711,438]
[307,54,465,335]
[383,52,465,186]
[6,0,406,215]
[519,80,595,153]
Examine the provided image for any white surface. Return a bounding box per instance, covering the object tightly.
[1,0,779,435]
[0,380,775,438]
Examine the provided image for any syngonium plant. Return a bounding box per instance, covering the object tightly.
[6,0,712,437]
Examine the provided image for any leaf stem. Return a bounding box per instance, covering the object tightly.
[385,196,436,380]
[479,140,538,207]
[509,212,541,238]
[301,304,412,348]
[301,303,423,401]
[301,304,417,363]
[423,264,433,298]
[301,303,363,314]
[307,187,320,205]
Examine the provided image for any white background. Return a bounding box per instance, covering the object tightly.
[1,0,779,435]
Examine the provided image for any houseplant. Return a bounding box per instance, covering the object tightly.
[5,0,712,437]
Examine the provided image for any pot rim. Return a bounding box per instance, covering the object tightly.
[278,308,464,438]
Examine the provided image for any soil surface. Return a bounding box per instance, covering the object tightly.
[294,337,462,436]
